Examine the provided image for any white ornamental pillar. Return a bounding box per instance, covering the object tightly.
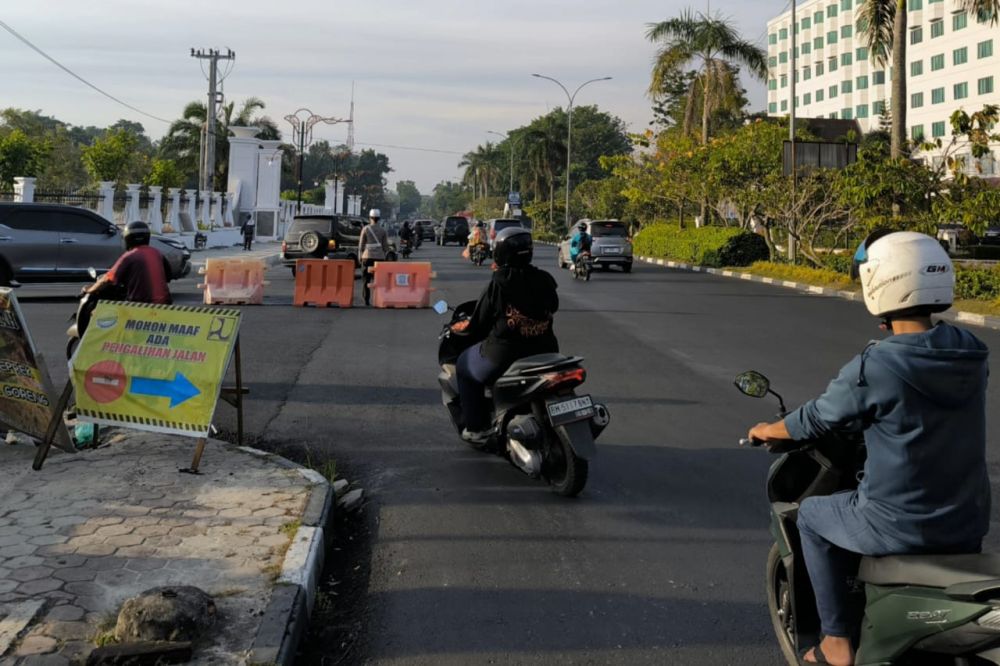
[124,184,142,224]
[200,190,212,229]
[184,189,197,231]
[12,177,36,203]
[324,179,337,212]
[211,192,224,228]
[336,179,345,215]
[166,188,182,232]
[98,182,115,222]
[224,193,235,227]
[146,186,163,232]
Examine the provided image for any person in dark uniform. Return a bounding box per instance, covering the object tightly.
[241,213,256,251]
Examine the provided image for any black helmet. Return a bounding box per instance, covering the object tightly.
[576,222,587,231]
[123,221,151,249]
[493,227,533,268]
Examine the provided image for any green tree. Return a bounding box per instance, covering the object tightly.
[0,129,50,190]
[144,158,185,189]
[429,181,471,218]
[396,180,422,218]
[81,128,139,185]
[646,10,768,145]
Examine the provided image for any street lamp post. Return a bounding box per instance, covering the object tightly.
[284,108,349,213]
[487,130,517,196]
[531,74,612,230]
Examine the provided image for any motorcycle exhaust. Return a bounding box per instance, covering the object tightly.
[507,415,543,477]
[590,403,611,438]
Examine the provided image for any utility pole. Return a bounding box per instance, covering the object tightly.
[191,48,235,193]
[788,1,798,262]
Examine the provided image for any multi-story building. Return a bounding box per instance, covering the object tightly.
[766,0,999,174]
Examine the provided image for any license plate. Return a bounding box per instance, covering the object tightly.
[547,395,595,425]
[603,247,622,255]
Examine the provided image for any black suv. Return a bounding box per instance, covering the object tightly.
[437,216,469,246]
[282,214,366,275]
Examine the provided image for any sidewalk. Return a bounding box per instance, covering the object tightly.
[0,431,332,665]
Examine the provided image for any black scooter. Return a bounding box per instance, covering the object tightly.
[435,300,609,496]
[469,243,488,266]
[735,370,1000,665]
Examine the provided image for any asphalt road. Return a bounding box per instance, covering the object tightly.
[15,244,1000,665]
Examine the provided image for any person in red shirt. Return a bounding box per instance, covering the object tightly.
[89,221,171,304]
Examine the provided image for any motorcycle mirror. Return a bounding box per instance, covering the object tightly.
[87,267,98,280]
[433,300,449,315]
[734,370,770,399]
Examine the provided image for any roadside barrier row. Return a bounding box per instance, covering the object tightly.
[197,257,268,305]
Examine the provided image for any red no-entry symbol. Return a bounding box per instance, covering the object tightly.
[84,360,127,404]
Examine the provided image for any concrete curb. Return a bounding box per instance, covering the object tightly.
[239,446,334,666]
[635,255,1000,332]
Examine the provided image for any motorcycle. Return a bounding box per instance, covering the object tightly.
[66,268,120,360]
[573,251,592,282]
[434,300,609,497]
[735,369,1000,666]
[400,238,413,259]
[469,243,488,266]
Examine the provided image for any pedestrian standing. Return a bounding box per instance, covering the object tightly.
[241,214,255,251]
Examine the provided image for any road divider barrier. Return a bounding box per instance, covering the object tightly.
[370,261,433,309]
[198,258,268,305]
[294,259,355,308]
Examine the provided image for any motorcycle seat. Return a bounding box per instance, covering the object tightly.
[504,354,582,376]
[859,553,1000,588]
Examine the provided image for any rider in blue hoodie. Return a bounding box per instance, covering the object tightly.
[748,231,990,666]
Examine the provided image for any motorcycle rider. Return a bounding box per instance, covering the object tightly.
[569,221,592,270]
[414,220,424,248]
[358,209,390,305]
[747,231,990,666]
[88,221,171,304]
[456,227,559,444]
[467,221,488,258]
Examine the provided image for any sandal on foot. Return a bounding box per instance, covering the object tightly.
[800,643,832,665]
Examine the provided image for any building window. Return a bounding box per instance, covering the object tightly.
[912,125,925,140]
[931,53,944,70]
[841,24,854,38]
[830,84,839,98]
[816,61,825,75]
[909,0,922,9]
[804,92,812,105]
[781,100,789,111]
[932,120,946,137]
[769,102,778,113]
[829,56,839,71]
[827,30,838,44]
[769,56,777,67]
[814,10,824,23]
[842,0,853,9]
[829,112,839,119]
[911,26,923,44]
[931,87,945,103]
[856,46,869,60]
[842,108,854,119]
[857,74,869,89]
[804,66,812,80]
[780,51,789,63]
[780,27,788,39]
[769,33,778,45]
[930,19,944,37]
[816,88,825,101]
[978,39,994,58]
[953,46,968,65]
[842,80,854,93]
[769,79,778,90]
[781,74,788,88]
[828,4,838,17]
[841,52,853,66]
[954,81,969,99]
[802,17,812,29]
[978,76,994,94]
[953,11,968,30]
[856,104,870,118]
[910,60,923,76]
[803,42,812,54]
[873,100,886,114]
[814,36,825,49]
[911,91,924,107]
[873,70,886,84]
[794,96,799,108]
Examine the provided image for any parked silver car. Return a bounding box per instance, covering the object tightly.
[558,219,633,273]
[0,203,191,286]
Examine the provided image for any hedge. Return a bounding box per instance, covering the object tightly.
[955,265,1000,301]
[633,224,763,267]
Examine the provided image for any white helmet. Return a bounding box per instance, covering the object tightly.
[369,208,381,220]
[851,231,954,318]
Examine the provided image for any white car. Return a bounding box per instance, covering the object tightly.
[557,220,633,273]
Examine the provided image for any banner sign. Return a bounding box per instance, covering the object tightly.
[70,302,241,437]
[0,288,72,451]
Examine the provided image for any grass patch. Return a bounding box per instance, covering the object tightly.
[740,262,855,290]
[92,612,120,647]
[303,446,337,483]
[279,519,301,538]
[952,299,1000,317]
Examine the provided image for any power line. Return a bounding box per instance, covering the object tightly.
[0,19,172,124]
[351,140,463,155]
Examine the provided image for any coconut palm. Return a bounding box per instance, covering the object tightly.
[646,10,768,145]
[526,118,567,229]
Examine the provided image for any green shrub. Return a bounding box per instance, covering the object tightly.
[955,266,1000,300]
[533,231,561,243]
[718,232,770,267]
[632,224,742,267]
[747,262,855,288]
[821,254,854,275]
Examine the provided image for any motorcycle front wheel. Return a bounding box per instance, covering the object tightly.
[544,428,588,497]
[767,544,799,666]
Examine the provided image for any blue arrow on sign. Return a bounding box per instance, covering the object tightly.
[129,372,201,408]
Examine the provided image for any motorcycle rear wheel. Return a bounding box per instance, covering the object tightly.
[545,428,588,497]
[767,543,799,666]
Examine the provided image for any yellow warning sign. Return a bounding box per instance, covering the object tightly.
[70,302,241,437]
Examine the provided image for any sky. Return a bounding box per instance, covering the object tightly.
[1,0,769,194]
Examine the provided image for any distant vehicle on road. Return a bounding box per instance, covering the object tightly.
[558,219,633,273]
[437,216,469,246]
[414,219,436,241]
[281,214,366,275]
[486,219,523,250]
[0,203,190,286]
[982,226,1000,246]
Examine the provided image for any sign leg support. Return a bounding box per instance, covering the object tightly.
[181,438,207,474]
[33,380,75,471]
[235,337,244,446]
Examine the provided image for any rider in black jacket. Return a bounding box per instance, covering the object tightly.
[458,227,559,444]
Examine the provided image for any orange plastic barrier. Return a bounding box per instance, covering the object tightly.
[370,261,433,309]
[197,257,267,305]
[293,259,355,308]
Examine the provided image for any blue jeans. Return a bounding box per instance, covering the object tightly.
[456,343,500,431]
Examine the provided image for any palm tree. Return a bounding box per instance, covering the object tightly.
[458,149,482,199]
[526,118,567,229]
[646,10,768,145]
